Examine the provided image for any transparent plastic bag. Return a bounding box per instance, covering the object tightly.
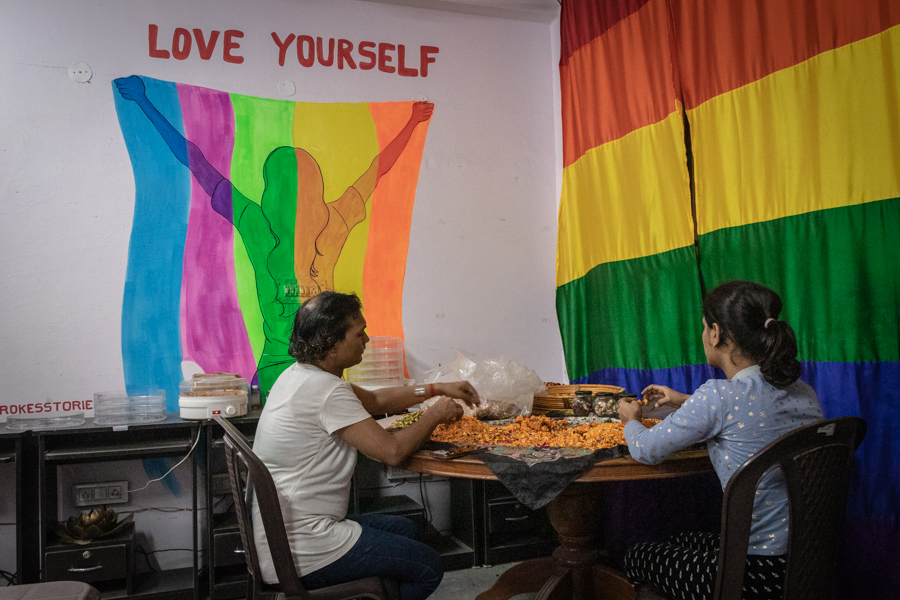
[422,353,547,419]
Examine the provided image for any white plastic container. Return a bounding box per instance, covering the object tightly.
[346,336,405,386]
[93,390,166,425]
[6,413,86,431]
[179,373,249,420]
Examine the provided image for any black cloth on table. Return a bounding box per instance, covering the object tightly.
[423,441,628,510]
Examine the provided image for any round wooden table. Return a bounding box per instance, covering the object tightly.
[402,448,713,600]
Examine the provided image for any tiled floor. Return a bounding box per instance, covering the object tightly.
[431,563,536,600]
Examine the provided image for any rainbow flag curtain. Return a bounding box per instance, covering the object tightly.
[557,1,900,597]
[115,77,429,407]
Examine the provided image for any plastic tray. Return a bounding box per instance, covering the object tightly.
[6,413,86,431]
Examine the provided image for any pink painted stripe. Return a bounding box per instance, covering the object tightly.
[177,83,256,381]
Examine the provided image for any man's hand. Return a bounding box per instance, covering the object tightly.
[410,101,434,123]
[617,398,644,424]
[115,76,147,102]
[428,396,464,425]
[433,381,481,408]
[641,384,690,409]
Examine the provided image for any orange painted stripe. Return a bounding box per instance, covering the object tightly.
[561,0,679,167]
[672,0,900,109]
[362,103,429,348]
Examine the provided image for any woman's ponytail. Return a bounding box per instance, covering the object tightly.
[702,281,802,388]
[758,319,802,387]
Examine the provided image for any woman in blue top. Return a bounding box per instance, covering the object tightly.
[618,280,823,600]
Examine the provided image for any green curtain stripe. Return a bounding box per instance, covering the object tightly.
[556,246,706,380]
[699,197,900,363]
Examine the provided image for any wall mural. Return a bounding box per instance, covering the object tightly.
[114,75,432,408]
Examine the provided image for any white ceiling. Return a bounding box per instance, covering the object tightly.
[358,0,561,23]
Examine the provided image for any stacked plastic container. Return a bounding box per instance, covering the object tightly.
[93,390,167,425]
[345,336,405,388]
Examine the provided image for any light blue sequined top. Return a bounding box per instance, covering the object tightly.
[623,365,823,555]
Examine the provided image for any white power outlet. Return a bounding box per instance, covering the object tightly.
[73,481,129,507]
[384,465,432,481]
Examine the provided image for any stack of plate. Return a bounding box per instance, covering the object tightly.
[532,383,625,414]
[94,390,167,425]
[345,336,405,388]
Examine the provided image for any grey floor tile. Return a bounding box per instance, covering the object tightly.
[431,563,537,600]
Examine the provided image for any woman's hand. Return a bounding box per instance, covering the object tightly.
[429,396,465,424]
[618,398,643,423]
[641,384,690,409]
[434,381,481,408]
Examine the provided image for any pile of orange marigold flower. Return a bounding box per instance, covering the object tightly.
[430,415,661,450]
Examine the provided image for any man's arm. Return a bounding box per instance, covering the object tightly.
[337,396,462,466]
[350,380,479,416]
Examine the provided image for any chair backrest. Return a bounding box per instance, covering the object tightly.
[713,416,866,600]
[213,414,309,600]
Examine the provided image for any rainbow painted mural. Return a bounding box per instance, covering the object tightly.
[114,76,431,406]
[557,1,899,596]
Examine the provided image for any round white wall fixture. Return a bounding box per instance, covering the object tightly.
[278,80,296,97]
[68,62,92,83]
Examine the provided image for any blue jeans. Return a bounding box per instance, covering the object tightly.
[300,514,444,600]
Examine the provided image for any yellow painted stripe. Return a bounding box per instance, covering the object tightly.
[692,24,900,235]
[292,103,379,297]
[557,111,694,287]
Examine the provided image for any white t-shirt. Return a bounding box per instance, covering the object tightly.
[251,363,372,582]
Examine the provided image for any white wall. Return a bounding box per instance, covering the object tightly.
[0,0,562,574]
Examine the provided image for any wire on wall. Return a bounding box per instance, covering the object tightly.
[127,428,202,494]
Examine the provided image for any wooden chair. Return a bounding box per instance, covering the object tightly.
[636,416,866,600]
[212,415,399,600]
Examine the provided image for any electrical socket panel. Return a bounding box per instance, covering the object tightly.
[384,465,430,481]
[73,481,128,507]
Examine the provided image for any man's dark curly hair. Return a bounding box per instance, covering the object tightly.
[288,291,363,363]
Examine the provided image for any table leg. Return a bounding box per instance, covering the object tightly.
[475,484,635,600]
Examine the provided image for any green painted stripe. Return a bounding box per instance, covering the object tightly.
[230,95,296,361]
[699,197,900,363]
[556,246,705,380]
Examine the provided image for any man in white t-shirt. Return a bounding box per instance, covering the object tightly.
[252,291,479,600]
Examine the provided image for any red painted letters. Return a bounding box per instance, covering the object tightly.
[148,24,170,59]
[223,30,244,64]
[147,25,437,75]
[148,25,245,64]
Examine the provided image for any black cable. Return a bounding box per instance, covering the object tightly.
[213,494,234,509]
[135,545,158,572]
[0,570,16,586]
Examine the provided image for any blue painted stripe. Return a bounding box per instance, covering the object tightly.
[114,78,189,412]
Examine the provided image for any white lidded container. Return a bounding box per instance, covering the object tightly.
[179,373,249,420]
[345,336,405,387]
[93,390,166,426]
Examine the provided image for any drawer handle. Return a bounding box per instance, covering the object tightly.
[234,549,245,554]
[68,565,104,572]
[504,515,530,522]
